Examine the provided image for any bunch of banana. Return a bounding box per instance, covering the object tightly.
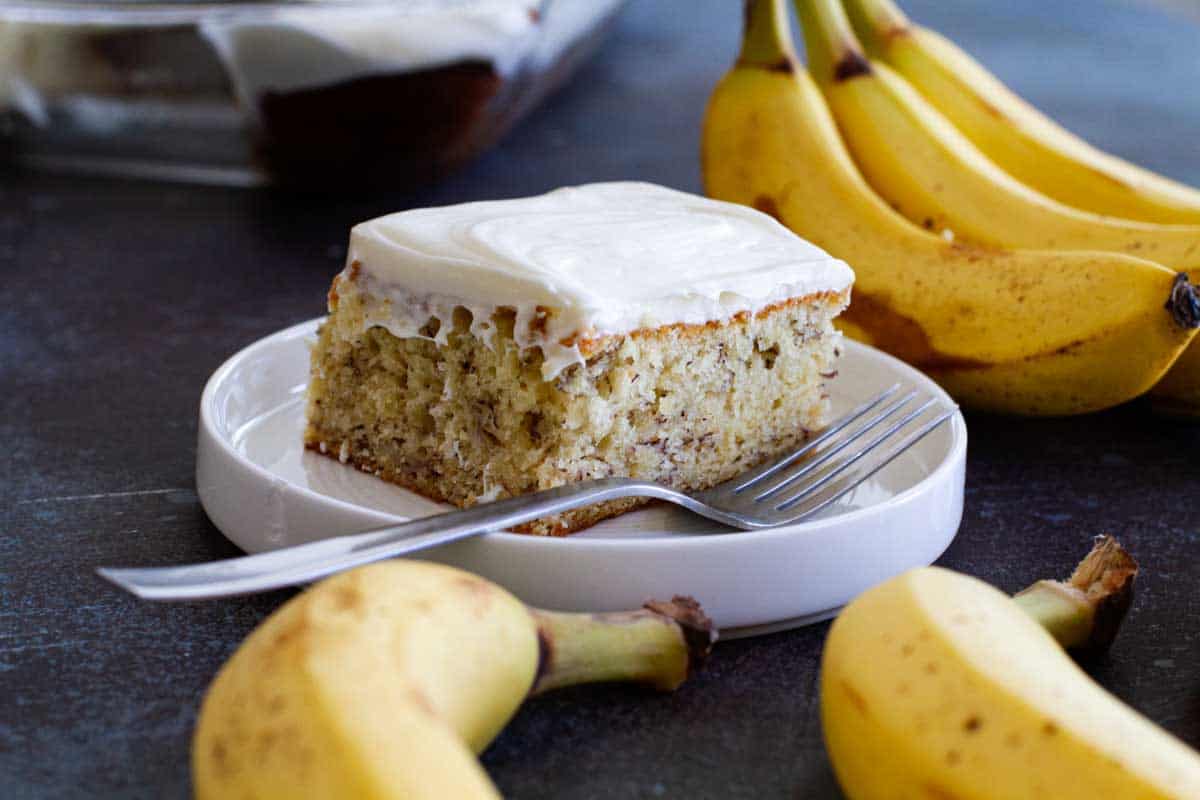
[192,561,714,799]
[822,537,1200,799]
[813,0,1200,415]
[838,0,1200,413]
[702,0,1200,415]
[840,0,1200,225]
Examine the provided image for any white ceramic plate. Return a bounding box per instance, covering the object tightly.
[197,318,966,636]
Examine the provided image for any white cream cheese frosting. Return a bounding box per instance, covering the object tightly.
[339,181,854,379]
[200,0,626,110]
[0,1,626,127]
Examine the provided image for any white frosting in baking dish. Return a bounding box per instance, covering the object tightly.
[200,0,627,104]
[340,182,854,379]
[0,0,626,127]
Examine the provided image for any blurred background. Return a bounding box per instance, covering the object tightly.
[1145,0,1200,19]
[1,0,1198,199]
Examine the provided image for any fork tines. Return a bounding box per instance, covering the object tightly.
[717,384,956,523]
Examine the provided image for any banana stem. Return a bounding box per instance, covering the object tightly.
[843,0,911,57]
[794,0,872,85]
[528,597,716,695]
[739,0,798,69]
[1014,536,1138,654]
[1167,272,1200,330]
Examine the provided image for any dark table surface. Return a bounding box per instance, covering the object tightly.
[4,1,1200,797]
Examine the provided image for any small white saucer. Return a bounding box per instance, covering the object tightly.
[197,319,966,636]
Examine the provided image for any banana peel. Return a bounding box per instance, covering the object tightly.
[836,0,1200,415]
[702,0,1200,415]
[798,0,1200,269]
[842,0,1200,225]
[192,561,714,799]
[822,538,1200,799]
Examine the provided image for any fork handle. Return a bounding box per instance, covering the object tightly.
[96,477,678,601]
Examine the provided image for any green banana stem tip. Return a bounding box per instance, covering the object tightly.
[739,0,798,70]
[529,596,716,696]
[845,0,912,40]
[1014,536,1138,654]
[794,0,872,84]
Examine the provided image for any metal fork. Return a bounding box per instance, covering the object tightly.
[97,385,956,601]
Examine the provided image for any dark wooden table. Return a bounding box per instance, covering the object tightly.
[4,1,1200,797]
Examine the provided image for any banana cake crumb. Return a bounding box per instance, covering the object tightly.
[305,277,848,535]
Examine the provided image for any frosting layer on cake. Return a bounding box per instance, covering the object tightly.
[339,181,854,378]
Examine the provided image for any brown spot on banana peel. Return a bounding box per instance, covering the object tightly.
[408,688,438,717]
[269,618,309,653]
[752,195,783,223]
[254,729,280,762]
[533,626,554,694]
[840,680,869,715]
[330,585,362,612]
[737,1,795,73]
[833,49,872,81]
[455,576,495,617]
[209,738,231,778]
[1166,272,1200,329]
[924,784,962,800]
[841,292,989,370]
[737,52,795,73]
[971,94,1006,120]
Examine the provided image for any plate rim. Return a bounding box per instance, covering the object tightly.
[200,317,967,552]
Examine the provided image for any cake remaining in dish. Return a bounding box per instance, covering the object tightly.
[305,182,854,534]
[0,0,626,185]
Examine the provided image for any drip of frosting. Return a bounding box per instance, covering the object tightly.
[340,182,854,379]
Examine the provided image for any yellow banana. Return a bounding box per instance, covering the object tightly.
[702,0,1200,415]
[1152,343,1200,416]
[821,563,1200,799]
[843,0,1200,226]
[796,0,1200,269]
[192,561,713,799]
[811,0,1200,412]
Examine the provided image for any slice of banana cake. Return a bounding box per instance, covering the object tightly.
[305,182,854,535]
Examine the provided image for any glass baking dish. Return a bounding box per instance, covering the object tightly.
[0,0,626,186]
